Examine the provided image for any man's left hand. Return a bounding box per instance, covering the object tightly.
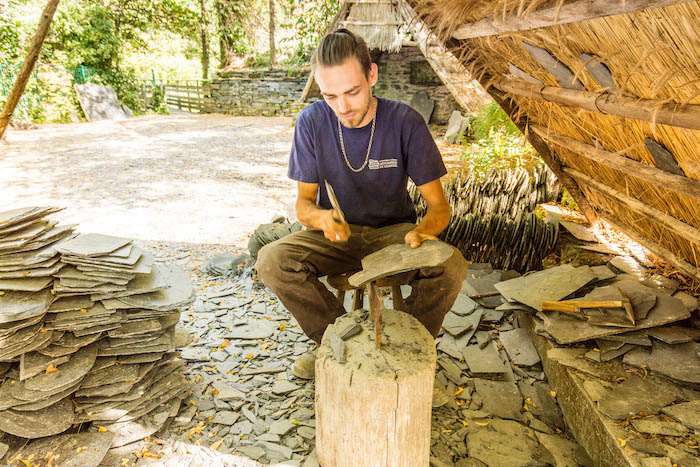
[404,229,440,249]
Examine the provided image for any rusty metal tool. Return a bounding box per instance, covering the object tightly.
[368,281,383,349]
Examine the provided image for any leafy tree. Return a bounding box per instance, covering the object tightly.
[281,0,339,66]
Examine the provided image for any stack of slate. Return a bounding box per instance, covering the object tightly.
[0,207,193,452]
[409,166,561,272]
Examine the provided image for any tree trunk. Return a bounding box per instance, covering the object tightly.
[268,0,276,67]
[0,0,61,141]
[316,309,435,466]
[200,0,209,79]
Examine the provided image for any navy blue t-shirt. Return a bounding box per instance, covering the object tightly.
[288,97,446,227]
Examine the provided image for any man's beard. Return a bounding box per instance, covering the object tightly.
[338,99,371,128]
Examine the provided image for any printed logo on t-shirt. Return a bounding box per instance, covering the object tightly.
[368,158,398,170]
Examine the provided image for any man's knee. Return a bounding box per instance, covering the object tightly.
[256,242,284,286]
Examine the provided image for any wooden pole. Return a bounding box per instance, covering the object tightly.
[600,212,700,283]
[0,0,60,141]
[564,166,700,245]
[452,0,694,40]
[496,79,700,131]
[531,125,700,200]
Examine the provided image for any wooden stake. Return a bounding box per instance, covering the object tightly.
[496,79,700,131]
[565,166,700,245]
[531,125,700,200]
[0,0,61,141]
[452,0,694,40]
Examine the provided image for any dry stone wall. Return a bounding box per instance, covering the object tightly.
[210,70,307,117]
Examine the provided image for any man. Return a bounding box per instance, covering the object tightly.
[257,29,467,386]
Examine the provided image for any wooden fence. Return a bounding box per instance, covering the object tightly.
[138,79,213,113]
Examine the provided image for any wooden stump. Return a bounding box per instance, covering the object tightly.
[316,308,436,467]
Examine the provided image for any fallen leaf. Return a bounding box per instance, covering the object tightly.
[618,438,627,447]
[210,439,224,451]
[98,426,108,432]
[46,364,58,374]
[475,420,490,427]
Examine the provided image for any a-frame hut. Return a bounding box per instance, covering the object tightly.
[298,1,491,123]
[306,0,700,285]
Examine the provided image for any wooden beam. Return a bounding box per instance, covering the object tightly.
[496,79,700,131]
[397,1,488,114]
[564,166,700,245]
[530,125,700,200]
[600,212,700,283]
[452,0,694,40]
[0,0,61,140]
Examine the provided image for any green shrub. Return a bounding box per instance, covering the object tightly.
[461,101,540,177]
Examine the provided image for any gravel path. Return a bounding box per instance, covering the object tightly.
[2,114,296,247]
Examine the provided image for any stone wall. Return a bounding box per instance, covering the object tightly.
[373,46,462,124]
[209,70,307,116]
[208,47,470,122]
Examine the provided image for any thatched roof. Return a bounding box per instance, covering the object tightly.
[342,1,403,52]
[407,0,700,282]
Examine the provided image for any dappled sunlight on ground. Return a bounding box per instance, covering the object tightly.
[1,114,297,247]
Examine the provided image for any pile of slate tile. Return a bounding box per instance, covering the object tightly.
[0,206,193,456]
[431,207,699,465]
[410,166,561,271]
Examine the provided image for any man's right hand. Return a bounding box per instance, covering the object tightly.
[321,209,350,242]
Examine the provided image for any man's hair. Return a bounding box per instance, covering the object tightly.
[311,28,371,76]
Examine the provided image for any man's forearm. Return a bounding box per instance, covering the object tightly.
[296,198,328,231]
[415,204,450,237]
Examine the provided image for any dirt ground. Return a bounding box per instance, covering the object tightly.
[1,113,298,249]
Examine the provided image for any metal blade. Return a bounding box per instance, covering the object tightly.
[324,180,346,225]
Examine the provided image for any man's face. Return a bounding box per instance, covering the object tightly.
[314,56,378,128]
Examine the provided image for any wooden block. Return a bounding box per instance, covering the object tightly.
[316,309,435,467]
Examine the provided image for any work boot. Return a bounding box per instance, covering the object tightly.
[292,347,317,380]
[432,379,450,408]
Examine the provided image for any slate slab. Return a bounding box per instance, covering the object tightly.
[409,90,434,124]
[522,42,583,89]
[56,233,131,257]
[0,397,75,438]
[11,431,113,466]
[631,419,689,436]
[445,111,469,144]
[661,401,700,430]
[272,380,300,395]
[598,377,684,420]
[467,418,548,467]
[495,265,596,311]
[19,351,70,381]
[74,84,128,121]
[349,241,453,287]
[118,262,194,311]
[472,379,522,420]
[645,325,700,344]
[0,289,53,324]
[462,341,506,374]
[499,328,540,366]
[559,220,597,242]
[212,410,240,425]
[225,320,278,340]
[646,341,700,384]
[23,342,98,391]
[608,256,647,279]
[644,138,684,176]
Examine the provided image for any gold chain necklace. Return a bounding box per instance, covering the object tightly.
[337,103,376,173]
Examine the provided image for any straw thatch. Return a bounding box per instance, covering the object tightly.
[408,0,700,281]
[342,2,404,52]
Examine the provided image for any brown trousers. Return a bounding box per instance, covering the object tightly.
[256,222,468,344]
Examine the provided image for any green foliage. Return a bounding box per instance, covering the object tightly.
[468,101,520,141]
[280,0,340,65]
[462,102,540,178]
